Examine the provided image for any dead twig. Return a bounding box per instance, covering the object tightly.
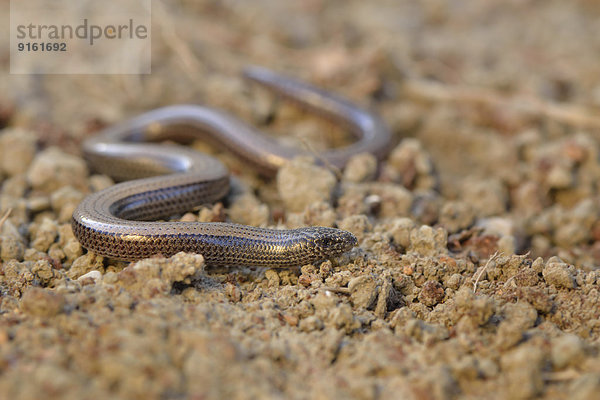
[542,369,580,382]
[404,79,600,131]
[473,251,502,293]
[0,208,12,231]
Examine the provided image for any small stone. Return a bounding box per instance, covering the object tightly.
[116,252,205,297]
[455,287,495,326]
[531,257,544,274]
[388,217,415,249]
[551,334,585,369]
[68,253,104,279]
[408,225,447,257]
[299,316,324,332]
[500,345,545,399]
[103,271,118,284]
[224,282,242,302]
[228,192,270,227]
[1,234,25,261]
[546,163,573,189]
[330,303,360,332]
[89,174,114,192]
[554,222,590,248]
[444,273,462,290]
[349,275,379,310]
[418,280,445,306]
[439,201,475,233]
[337,182,369,216]
[27,147,88,192]
[310,292,338,313]
[343,152,377,183]
[502,301,538,331]
[495,320,525,350]
[0,128,36,176]
[50,186,85,223]
[374,277,402,317]
[519,288,552,314]
[410,365,458,400]
[27,196,51,213]
[389,307,415,331]
[384,138,437,190]
[30,217,58,252]
[403,319,449,343]
[20,287,65,317]
[265,269,280,288]
[287,201,337,228]
[452,355,479,381]
[277,157,336,212]
[31,259,58,285]
[461,178,507,217]
[542,257,575,289]
[57,224,82,262]
[2,174,28,198]
[370,183,413,218]
[337,214,372,243]
[77,270,102,285]
[514,268,540,287]
[478,358,500,379]
[476,216,515,238]
[147,252,205,283]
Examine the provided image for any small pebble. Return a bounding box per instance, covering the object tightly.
[20,287,65,317]
[68,253,104,280]
[408,225,447,257]
[228,192,270,227]
[77,270,102,285]
[343,152,377,183]
[349,275,379,310]
[337,214,372,243]
[31,259,58,285]
[439,201,475,233]
[299,316,324,332]
[2,174,28,198]
[276,157,337,212]
[460,178,507,217]
[0,128,36,176]
[542,257,575,289]
[0,228,25,262]
[551,334,585,369]
[418,280,445,306]
[387,217,415,249]
[50,186,85,223]
[500,345,545,399]
[384,138,437,190]
[30,217,58,252]
[27,147,88,192]
[370,183,413,218]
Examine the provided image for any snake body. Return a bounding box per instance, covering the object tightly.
[72,67,390,266]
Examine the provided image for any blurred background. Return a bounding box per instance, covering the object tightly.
[1,0,600,264]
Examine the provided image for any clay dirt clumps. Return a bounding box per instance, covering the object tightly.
[2,1,600,399]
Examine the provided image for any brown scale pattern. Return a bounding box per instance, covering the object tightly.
[72,218,357,267]
[71,67,387,265]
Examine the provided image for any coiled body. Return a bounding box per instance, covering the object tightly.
[72,67,390,266]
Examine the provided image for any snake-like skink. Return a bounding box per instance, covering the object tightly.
[72,66,390,266]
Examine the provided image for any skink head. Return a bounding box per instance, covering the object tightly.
[304,226,358,259]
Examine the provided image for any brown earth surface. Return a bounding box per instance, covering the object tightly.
[1,1,600,399]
